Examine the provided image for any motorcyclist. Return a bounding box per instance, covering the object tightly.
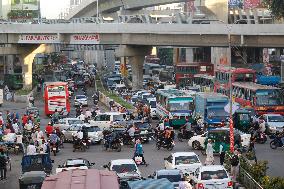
[92,92,99,105]
[52,109,59,124]
[180,119,192,136]
[104,130,114,149]
[45,122,53,138]
[49,131,60,151]
[76,106,81,117]
[28,95,35,107]
[82,126,89,142]
[278,127,284,146]
[163,127,172,146]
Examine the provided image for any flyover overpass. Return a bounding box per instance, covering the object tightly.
[66,0,187,19]
[1,23,284,47]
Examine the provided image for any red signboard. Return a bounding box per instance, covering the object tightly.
[70,34,100,44]
[244,0,261,9]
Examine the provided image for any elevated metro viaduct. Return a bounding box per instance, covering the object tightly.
[1,23,284,90]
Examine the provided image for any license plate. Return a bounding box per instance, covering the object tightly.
[53,148,56,151]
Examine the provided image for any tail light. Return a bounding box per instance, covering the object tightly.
[228,181,233,187]
[197,183,204,189]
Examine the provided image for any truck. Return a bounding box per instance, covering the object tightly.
[195,92,229,127]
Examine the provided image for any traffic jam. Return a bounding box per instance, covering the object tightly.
[0,57,283,189]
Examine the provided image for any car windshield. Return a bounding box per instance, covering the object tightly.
[238,113,250,121]
[112,164,137,173]
[66,160,87,167]
[150,101,156,108]
[87,127,101,132]
[135,122,150,129]
[68,120,83,125]
[201,170,228,180]
[268,116,284,122]
[113,115,125,121]
[175,156,200,165]
[76,95,86,99]
[157,174,182,182]
[168,102,193,111]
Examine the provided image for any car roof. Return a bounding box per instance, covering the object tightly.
[111,159,135,165]
[156,169,181,175]
[263,114,282,117]
[200,165,226,172]
[97,112,125,115]
[172,152,198,157]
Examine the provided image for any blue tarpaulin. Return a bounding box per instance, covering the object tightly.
[128,178,174,189]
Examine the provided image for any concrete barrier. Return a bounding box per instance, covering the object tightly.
[98,91,123,109]
[14,87,37,103]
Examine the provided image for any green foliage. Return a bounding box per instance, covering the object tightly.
[263,0,284,19]
[15,88,32,95]
[158,48,173,65]
[262,176,284,189]
[7,10,38,19]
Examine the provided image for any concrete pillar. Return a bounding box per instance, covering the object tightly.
[115,45,152,90]
[6,55,14,74]
[186,48,194,63]
[173,48,180,65]
[129,56,144,90]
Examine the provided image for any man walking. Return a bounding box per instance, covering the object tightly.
[230,150,240,181]
[0,149,7,180]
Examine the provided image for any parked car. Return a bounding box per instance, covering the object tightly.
[188,128,250,152]
[53,118,84,131]
[56,158,95,173]
[192,165,233,189]
[103,159,141,180]
[150,169,184,188]
[74,95,88,106]
[164,152,202,175]
[263,114,284,133]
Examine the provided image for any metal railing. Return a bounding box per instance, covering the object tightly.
[239,166,264,189]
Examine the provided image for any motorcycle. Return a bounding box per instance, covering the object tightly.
[73,137,86,152]
[102,136,122,152]
[82,137,92,149]
[177,129,195,142]
[122,133,135,147]
[270,134,283,149]
[50,142,58,156]
[256,132,267,144]
[156,138,175,151]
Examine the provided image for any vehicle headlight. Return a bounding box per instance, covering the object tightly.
[270,126,276,131]
[144,130,148,134]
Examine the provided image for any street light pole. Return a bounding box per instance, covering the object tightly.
[96,0,99,19]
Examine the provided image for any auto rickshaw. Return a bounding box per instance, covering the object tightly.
[233,109,252,133]
[19,154,53,189]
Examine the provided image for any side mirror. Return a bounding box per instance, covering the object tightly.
[51,160,55,163]
[148,175,154,179]
[164,158,168,161]
[103,165,108,169]
[91,163,95,166]
[58,165,62,168]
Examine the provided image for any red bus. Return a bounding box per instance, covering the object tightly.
[232,82,284,115]
[175,62,214,88]
[192,74,215,92]
[44,82,70,116]
[214,67,256,95]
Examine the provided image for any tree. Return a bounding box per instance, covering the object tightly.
[263,0,284,19]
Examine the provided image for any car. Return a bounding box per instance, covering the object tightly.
[103,159,141,180]
[164,152,202,175]
[90,112,126,130]
[188,128,250,152]
[62,124,103,143]
[56,158,95,174]
[146,98,157,119]
[263,114,284,133]
[133,121,153,143]
[74,95,88,106]
[53,118,84,131]
[150,169,184,188]
[192,165,233,189]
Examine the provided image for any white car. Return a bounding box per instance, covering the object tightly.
[89,112,125,130]
[192,165,233,189]
[74,95,88,106]
[188,128,250,151]
[147,98,157,119]
[263,114,284,133]
[164,152,202,175]
[103,159,141,180]
[53,118,84,131]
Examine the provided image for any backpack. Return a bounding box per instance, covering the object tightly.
[230,155,239,166]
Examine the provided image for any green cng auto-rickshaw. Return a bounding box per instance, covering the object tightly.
[233,109,252,133]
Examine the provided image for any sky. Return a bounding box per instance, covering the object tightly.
[40,0,70,19]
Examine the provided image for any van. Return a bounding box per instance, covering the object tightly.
[89,112,126,130]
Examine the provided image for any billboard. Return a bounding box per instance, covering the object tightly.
[11,0,39,11]
[228,0,243,8]
[244,0,261,9]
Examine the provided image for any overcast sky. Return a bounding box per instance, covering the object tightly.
[40,0,69,19]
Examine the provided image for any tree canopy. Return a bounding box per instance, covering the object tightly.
[263,0,284,19]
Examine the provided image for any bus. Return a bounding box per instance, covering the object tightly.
[214,67,256,95]
[192,74,215,92]
[232,82,284,115]
[44,82,70,116]
[156,89,194,128]
[175,62,214,88]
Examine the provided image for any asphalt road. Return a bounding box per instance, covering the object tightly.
[1,89,283,189]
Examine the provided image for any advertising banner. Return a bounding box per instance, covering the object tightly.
[244,0,261,9]
[228,0,243,8]
[70,34,100,45]
[19,34,60,44]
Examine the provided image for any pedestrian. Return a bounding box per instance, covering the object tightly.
[178,177,192,189]
[230,150,240,182]
[219,137,226,165]
[205,139,214,165]
[134,139,147,166]
[0,149,7,180]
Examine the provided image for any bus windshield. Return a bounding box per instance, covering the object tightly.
[235,73,254,82]
[207,108,229,120]
[168,102,194,111]
[256,90,283,106]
